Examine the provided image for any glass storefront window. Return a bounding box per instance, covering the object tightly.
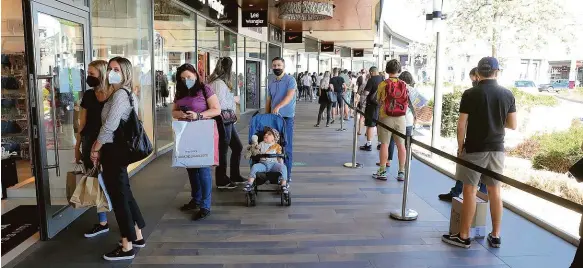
[153,0,195,151]
[237,37,245,113]
[197,16,219,83]
[319,54,331,74]
[283,49,297,77]
[220,28,238,108]
[342,58,352,71]
[308,53,318,74]
[1,0,33,202]
[92,0,154,168]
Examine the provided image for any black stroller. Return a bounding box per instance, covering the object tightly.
[245,113,291,207]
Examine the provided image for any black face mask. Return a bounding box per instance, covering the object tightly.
[273,68,283,76]
[472,80,478,87]
[86,76,100,88]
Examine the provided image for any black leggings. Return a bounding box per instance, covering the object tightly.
[317,102,332,125]
[101,144,145,241]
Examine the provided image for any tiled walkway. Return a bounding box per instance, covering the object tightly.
[7,102,577,268]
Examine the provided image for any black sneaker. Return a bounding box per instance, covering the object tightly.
[118,239,146,248]
[438,193,455,202]
[218,182,237,190]
[487,233,502,248]
[192,208,211,221]
[180,200,199,211]
[442,233,471,248]
[359,144,372,151]
[103,246,135,261]
[377,144,381,150]
[84,223,109,238]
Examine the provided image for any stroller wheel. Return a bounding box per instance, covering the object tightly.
[285,192,291,206]
[245,193,252,207]
[280,192,285,206]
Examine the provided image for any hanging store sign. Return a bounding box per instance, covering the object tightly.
[285,32,302,43]
[181,0,225,19]
[305,38,319,52]
[242,10,268,27]
[353,49,364,57]
[217,3,238,31]
[320,42,334,52]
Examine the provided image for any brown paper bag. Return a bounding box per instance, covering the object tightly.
[66,164,85,203]
[95,173,112,212]
[70,167,110,211]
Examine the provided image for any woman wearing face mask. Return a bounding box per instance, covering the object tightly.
[207,57,244,190]
[90,57,145,261]
[173,63,221,221]
[74,60,112,238]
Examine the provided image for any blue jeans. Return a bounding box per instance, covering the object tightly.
[283,117,294,180]
[98,212,107,223]
[187,167,212,210]
[250,161,288,182]
[450,180,487,196]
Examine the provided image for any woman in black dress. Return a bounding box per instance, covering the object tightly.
[314,71,332,127]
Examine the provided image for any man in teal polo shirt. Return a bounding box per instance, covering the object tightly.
[266,57,297,180]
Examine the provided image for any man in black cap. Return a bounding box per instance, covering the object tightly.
[442,57,517,249]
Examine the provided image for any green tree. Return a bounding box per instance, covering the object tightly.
[444,0,578,58]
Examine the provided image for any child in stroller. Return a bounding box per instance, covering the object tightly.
[244,127,288,193]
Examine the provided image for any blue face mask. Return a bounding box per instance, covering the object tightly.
[185,78,196,89]
[108,70,122,85]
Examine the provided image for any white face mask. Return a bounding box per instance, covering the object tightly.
[108,70,122,85]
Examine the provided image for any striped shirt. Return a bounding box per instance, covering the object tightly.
[97,88,138,144]
[209,79,235,110]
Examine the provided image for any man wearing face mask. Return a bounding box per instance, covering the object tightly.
[266,57,297,181]
[438,67,488,201]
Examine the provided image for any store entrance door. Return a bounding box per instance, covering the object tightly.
[245,60,260,110]
[25,0,91,240]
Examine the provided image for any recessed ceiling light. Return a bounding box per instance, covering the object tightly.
[249,4,253,7]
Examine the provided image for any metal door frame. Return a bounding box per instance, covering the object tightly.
[24,0,91,240]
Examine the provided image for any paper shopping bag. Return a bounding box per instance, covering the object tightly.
[96,173,112,212]
[66,164,85,203]
[172,120,219,168]
[69,167,101,209]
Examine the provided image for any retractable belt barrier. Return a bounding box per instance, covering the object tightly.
[340,96,583,218]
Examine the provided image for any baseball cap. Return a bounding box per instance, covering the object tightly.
[477,57,500,71]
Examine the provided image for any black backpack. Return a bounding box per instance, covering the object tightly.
[115,88,153,165]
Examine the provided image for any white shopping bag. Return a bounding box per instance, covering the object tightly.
[172,120,219,168]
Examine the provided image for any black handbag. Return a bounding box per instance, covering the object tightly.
[115,88,153,165]
[569,158,583,183]
[221,109,238,125]
[1,77,20,90]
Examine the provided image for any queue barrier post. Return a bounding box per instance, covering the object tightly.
[343,100,363,169]
[390,134,418,221]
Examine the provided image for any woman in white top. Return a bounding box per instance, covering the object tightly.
[207,57,244,189]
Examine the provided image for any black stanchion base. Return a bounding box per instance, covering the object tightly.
[343,162,363,168]
[336,128,347,131]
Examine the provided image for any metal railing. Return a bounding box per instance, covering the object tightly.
[339,95,583,226]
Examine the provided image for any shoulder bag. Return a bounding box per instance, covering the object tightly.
[116,88,153,165]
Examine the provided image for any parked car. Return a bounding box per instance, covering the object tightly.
[514,80,538,92]
[538,79,570,92]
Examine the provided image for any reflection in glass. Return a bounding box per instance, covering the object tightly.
[92,0,154,165]
[237,37,245,113]
[36,13,85,209]
[153,0,195,150]
[245,60,259,110]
